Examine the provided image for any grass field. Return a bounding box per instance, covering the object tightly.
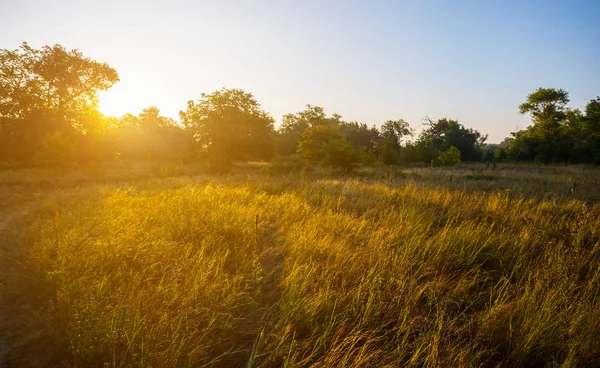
[1,163,600,367]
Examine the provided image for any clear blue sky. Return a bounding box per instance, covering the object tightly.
[2,0,599,142]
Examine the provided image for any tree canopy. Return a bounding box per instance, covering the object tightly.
[298,124,363,171]
[0,42,118,163]
[411,118,486,163]
[503,89,600,164]
[1,42,599,168]
[179,88,275,167]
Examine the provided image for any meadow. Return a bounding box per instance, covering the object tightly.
[1,163,599,367]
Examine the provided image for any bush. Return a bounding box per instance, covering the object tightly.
[438,146,461,165]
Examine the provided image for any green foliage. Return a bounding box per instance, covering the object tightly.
[412,118,486,163]
[379,136,400,165]
[180,88,275,168]
[506,89,600,164]
[277,106,375,169]
[3,43,598,170]
[338,121,379,155]
[583,97,600,164]
[437,145,461,165]
[513,88,598,164]
[519,87,570,120]
[380,119,412,145]
[493,145,507,160]
[298,124,363,171]
[0,42,119,164]
[516,88,571,164]
[376,119,413,165]
[276,105,341,155]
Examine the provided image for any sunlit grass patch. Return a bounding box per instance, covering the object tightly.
[1,167,600,367]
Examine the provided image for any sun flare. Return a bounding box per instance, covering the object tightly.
[98,81,162,117]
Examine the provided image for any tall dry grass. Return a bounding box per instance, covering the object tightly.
[1,164,599,367]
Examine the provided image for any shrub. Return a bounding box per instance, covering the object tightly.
[438,146,461,165]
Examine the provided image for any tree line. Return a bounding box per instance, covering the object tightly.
[1,43,599,169]
[498,89,600,164]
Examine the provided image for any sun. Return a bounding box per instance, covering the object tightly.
[98,79,162,117]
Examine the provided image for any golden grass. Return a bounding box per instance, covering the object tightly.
[1,164,600,367]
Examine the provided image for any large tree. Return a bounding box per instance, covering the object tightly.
[179,88,275,167]
[583,97,600,163]
[503,88,600,164]
[378,119,413,165]
[277,105,334,155]
[518,88,570,164]
[338,121,379,156]
[297,124,363,171]
[415,118,486,162]
[0,42,119,163]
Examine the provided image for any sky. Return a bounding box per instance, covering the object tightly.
[1,0,599,143]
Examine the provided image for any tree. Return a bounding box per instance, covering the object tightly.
[518,88,570,164]
[559,108,585,163]
[503,129,539,161]
[582,97,600,164]
[0,42,119,163]
[585,97,600,121]
[377,119,413,165]
[506,93,600,164]
[414,118,486,163]
[379,138,401,165]
[493,145,507,161]
[278,106,377,165]
[380,119,413,146]
[298,124,362,171]
[338,121,379,163]
[179,88,275,169]
[277,105,335,155]
[338,121,379,152]
[519,88,569,123]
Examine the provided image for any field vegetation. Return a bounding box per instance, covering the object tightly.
[1,163,599,367]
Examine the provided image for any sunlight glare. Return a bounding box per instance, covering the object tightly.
[98,80,164,118]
